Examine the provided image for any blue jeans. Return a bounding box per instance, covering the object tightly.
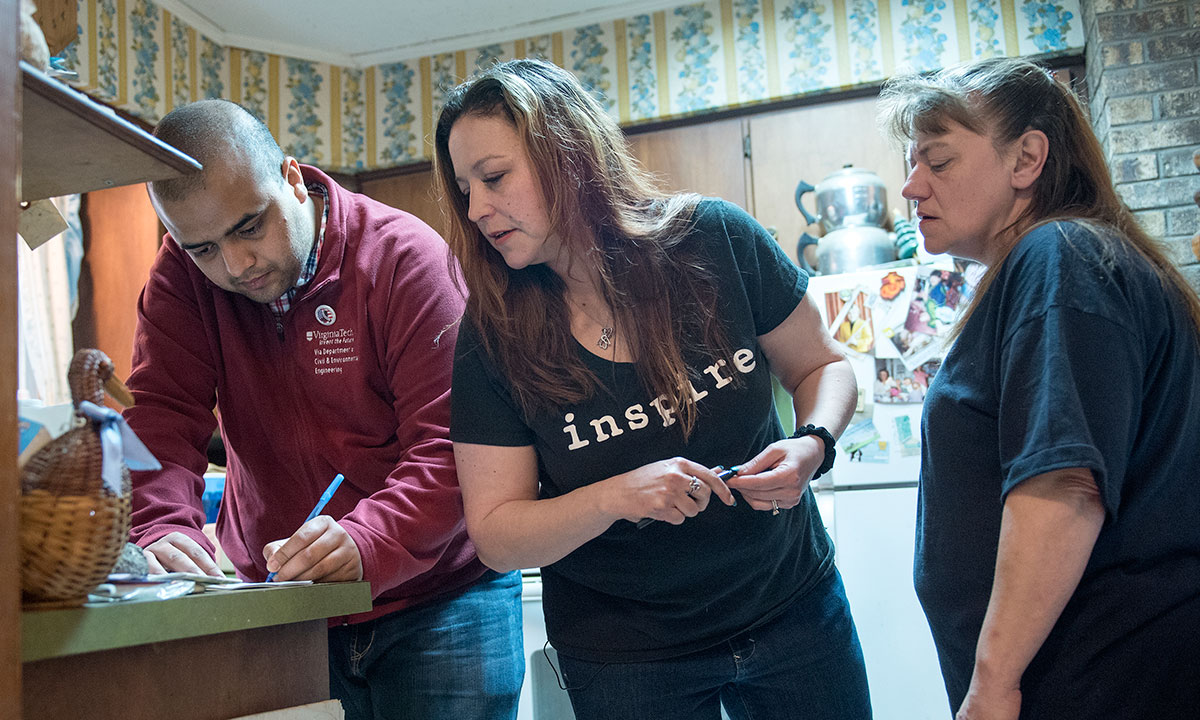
[557,568,871,720]
[328,569,525,720]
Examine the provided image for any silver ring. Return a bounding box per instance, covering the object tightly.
[687,476,702,496]
[771,499,780,515]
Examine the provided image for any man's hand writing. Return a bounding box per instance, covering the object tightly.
[262,515,363,582]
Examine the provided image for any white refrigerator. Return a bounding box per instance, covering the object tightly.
[799,261,964,720]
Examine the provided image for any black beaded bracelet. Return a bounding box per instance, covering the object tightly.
[791,423,837,479]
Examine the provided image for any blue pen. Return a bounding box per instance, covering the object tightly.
[266,473,345,582]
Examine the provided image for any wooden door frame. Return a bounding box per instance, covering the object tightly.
[2,0,25,715]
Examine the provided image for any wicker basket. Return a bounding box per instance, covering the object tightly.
[20,349,133,604]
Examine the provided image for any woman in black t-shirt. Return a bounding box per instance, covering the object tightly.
[880,57,1200,720]
[432,58,870,720]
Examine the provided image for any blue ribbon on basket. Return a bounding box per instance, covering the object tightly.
[76,401,162,494]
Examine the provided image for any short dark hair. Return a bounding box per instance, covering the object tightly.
[149,99,285,203]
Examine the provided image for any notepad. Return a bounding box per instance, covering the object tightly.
[108,572,313,589]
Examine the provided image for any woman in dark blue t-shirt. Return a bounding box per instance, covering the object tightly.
[431,58,870,720]
[880,57,1200,719]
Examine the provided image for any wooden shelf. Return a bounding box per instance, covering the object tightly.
[19,60,200,202]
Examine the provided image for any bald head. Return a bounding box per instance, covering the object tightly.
[150,99,286,203]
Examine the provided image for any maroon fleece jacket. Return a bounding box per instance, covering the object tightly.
[125,166,482,622]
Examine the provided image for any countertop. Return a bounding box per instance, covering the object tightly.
[21,580,372,663]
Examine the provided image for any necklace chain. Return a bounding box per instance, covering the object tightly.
[566,295,615,350]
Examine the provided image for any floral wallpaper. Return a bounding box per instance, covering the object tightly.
[167,14,188,108]
[284,59,324,164]
[847,0,883,80]
[197,36,223,99]
[897,0,952,73]
[339,68,366,170]
[732,0,768,102]
[379,61,419,166]
[573,24,616,113]
[92,0,119,100]
[62,0,1083,172]
[128,0,159,116]
[625,16,657,119]
[969,0,1004,58]
[670,4,721,112]
[780,1,835,94]
[238,51,270,124]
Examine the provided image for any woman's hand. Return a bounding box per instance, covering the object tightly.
[454,444,736,571]
[750,292,857,515]
[725,435,824,512]
[956,468,1102,720]
[601,457,736,526]
[955,673,1021,720]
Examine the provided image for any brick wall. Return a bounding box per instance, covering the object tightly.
[1081,0,1200,286]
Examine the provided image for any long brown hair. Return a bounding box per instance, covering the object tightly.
[433,58,733,434]
[878,57,1200,342]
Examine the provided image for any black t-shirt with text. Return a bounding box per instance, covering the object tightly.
[451,199,836,662]
[918,220,1200,717]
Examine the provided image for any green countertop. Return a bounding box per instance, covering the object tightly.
[21,581,372,663]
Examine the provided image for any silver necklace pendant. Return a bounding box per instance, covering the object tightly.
[597,326,614,350]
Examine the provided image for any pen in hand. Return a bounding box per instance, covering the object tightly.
[637,467,737,529]
[266,472,345,582]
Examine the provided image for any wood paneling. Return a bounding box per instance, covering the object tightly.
[626,117,749,210]
[748,95,908,266]
[3,0,24,714]
[74,183,162,383]
[359,169,446,237]
[22,620,327,720]
[361,117,752,243]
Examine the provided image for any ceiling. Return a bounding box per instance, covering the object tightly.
[156,0,686,69]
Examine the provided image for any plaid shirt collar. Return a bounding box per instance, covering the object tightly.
[269,182,328,318]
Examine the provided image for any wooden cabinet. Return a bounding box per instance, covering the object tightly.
[623,96,908,267]
[355,96,907,272]
[73,184,164,382]
[748,95,909,266]
[21,582,370,720]
[18,60,202,398]
[360,167,446,237]
[356,116,753,238]
[626,117,750,210]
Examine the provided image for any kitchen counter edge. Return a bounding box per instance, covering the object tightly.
[20,581,372,663]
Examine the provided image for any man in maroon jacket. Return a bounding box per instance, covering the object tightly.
[125,99,523,720]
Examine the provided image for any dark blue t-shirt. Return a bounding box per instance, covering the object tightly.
[917,221,1200,717]
[451,198,836,662]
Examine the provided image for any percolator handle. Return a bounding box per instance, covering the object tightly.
[797,232,820,275]
[795,180,818,226]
